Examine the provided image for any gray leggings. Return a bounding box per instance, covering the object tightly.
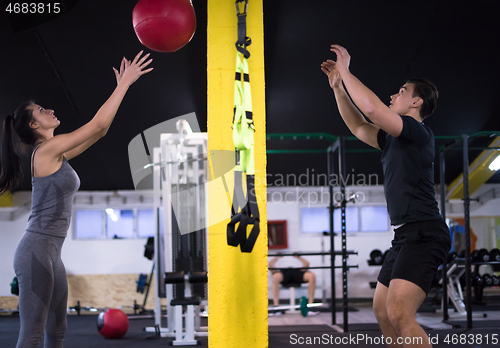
[13,231,68,348]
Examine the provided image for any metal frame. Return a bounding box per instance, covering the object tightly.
[439,131,500,329]
[267,133,355,330]
[148,132,209,338]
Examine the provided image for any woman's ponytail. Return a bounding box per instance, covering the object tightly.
[0,114,23,194]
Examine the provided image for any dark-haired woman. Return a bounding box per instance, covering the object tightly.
[1,51,152,348]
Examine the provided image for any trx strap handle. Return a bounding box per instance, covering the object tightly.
[227,175,260,252]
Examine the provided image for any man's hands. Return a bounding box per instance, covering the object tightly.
[113,51,153,87]
[321,60,341,89]
[329,45,351,72]
[321,45,351,90]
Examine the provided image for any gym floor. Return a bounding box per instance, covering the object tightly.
[2,300,500,347]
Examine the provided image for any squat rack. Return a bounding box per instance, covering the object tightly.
[438,131,500,329]
[267,133,363,331]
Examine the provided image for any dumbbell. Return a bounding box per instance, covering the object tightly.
[447,252,458,264]
[458,250,466,258]
[369,249,384,265]
[491,275,500,286]
[490,248,500,262]
[10,277,19,296]
[483,273,493,287]
[472,249,490,262]
[472,273,484,287]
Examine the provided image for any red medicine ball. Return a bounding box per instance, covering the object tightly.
[132,0,196,53]
[97,309,129,339]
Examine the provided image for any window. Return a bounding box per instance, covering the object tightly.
[75,210,103,238]
[74,208,156,239]
[106,209,134,238]
[360,206,389,232]
[138,209,155,237]
[301,207,329,233]
[301,205,388,233]
[334,206,359,233]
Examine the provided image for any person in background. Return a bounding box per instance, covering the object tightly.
[269,254,316,307]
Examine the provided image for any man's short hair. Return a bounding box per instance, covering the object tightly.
[406,78,439,120]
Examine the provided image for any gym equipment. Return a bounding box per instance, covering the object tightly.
[472,248,490,262]
[471,272,484,287]
[227,0,260,253]
[135,241,156,315]
[440,258,466,315]
[136,274,148,293]
[369,249,383,265]
[69,301,105,315]
[146,126,208,340]
[97,308,129,339]
[10,277,19,296]
[144,237,154,260]
[269,265,358,271]
[447,251,458,264]
[299,296,309,317]
[482,273,492,287]
[490,248,500,262]
[165,271,208,345]
[266,133,360,330]
[268,251,357,257]
[491,275,500,286]
[268,299,324,316]
[281,283,302,314]
[132,0,196,53]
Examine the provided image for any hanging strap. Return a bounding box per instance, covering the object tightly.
[227,175,260,252]
[227,0,260,253]
[232,52,254,174]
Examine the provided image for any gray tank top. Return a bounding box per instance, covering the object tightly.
[25,144,80,238]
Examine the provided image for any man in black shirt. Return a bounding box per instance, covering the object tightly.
[322,45,450,348]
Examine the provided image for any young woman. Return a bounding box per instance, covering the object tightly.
[0,51,153,347]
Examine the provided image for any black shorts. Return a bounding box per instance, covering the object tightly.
[281,268,306,286]
[377,218,451,294]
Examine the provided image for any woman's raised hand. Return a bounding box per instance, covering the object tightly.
[113,51,153,87]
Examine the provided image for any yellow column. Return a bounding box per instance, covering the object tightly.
[207,1,268,347]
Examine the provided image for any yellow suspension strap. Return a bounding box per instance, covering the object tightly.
[227,0,260,253]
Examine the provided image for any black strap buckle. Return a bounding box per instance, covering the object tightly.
[235,0,248,16]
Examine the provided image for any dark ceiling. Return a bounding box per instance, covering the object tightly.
[1,0,500,191]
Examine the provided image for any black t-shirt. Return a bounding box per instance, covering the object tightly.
[377,115,442,225]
